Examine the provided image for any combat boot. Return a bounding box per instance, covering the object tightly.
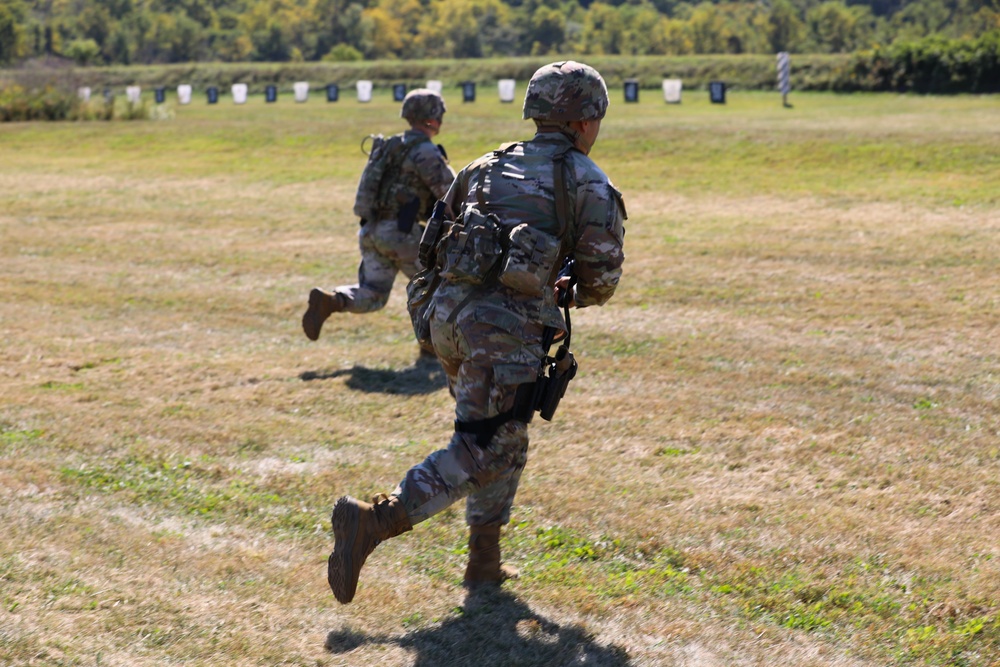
[463,524,519,589]
[302,288,345,341]
[328,493,412,604]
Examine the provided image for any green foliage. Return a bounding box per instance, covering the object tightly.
[0,82,77,120]
[66,38,102,66]
[1,0,998,66]
[0,79,150,121]
[0,0,27,65]
[835,30,1000,93]
[323,43,363,62]
[60,454,315,532]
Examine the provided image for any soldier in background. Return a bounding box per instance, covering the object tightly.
[326,61,627,604]
[301,89,455,350]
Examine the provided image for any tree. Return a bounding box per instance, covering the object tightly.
[252,21,291,60]
[806,0,873,52]
[527,5,564,54]
[581,2,625,54]
[0,0,27,64]
[768,0,806,52]
[65,36,101,63]
[147,11,205,62]
[687,1,729,52]
[363,6,402,58]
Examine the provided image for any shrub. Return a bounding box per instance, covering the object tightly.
[0,80,147,122]
[323,44,363,63]
[66,39,103,67]
[834,30,1000,93]
[0,83,77,121]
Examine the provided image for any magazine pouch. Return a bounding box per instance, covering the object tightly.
[498,223,561,296]
[438,206,503,285]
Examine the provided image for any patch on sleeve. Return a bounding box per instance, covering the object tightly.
[606,184,626,245]
[610,183,627,221]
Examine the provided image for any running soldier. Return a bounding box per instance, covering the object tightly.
[327,62,626,604]
[301,89,456,349]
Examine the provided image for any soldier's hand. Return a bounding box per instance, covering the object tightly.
[555,276,577,308]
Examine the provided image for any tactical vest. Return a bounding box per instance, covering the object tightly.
[352,133,425,224]
[436,142,575,298]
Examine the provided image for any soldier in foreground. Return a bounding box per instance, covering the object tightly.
[301,89,455,350]
[327,61,626,603]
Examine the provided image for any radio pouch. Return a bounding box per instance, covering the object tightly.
[498,223,561,296]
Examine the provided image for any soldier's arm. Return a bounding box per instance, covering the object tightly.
[570,179,626,308]
[413,142,457,201]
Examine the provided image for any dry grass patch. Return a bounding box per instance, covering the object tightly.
[2,93,998,666]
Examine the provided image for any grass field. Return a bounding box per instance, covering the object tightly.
[1,87,998,666]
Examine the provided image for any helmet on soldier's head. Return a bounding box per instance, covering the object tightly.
[401,88,446,122]
[523,61,609,123]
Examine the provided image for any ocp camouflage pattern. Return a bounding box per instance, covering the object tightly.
[522,61,610,122]
[394,128,625,529]
[376,129,455,224]
[334,129,454,313]
[401,88,446,121]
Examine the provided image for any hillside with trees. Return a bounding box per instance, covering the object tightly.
[0,0,998,66]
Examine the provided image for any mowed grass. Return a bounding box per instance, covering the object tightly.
[1,87,998,666]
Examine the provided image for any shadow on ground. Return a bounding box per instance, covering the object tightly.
[325,587,631,666]
[301,355,447,395]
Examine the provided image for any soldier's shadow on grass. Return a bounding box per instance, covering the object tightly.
[300,354,447,396]
[325,587,631,666]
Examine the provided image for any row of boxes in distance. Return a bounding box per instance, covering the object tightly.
[78,78,725,106]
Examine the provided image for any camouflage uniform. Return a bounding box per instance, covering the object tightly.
[338,130,455,313]
[326,63,625,605]
[303,89,455,343]
[394,64,626,529]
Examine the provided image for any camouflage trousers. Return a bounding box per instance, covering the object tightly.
[334,218,422,313]
[394,296,545,528]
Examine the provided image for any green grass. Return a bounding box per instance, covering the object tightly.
[2,89,998,666]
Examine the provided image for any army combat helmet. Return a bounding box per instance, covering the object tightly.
[401,88,446,122]
[523,61,609,123]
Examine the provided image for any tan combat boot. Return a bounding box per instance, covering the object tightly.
[328,493,412,604]
[302,288,345,341]
[463,524,519,589]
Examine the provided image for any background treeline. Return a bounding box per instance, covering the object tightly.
[1,0,998,66]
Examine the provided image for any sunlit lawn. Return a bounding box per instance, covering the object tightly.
[1,87,998,666]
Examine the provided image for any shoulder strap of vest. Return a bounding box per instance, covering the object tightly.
[475,142,521,210]
[552,145,576,251]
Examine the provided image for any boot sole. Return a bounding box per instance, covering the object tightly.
[302,288,325,341]
[328,496,360,604]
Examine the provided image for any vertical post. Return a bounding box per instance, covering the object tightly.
[777,52,791,108]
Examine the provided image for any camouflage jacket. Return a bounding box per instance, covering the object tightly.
[375,129,455,224]
[436,130,626,331]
